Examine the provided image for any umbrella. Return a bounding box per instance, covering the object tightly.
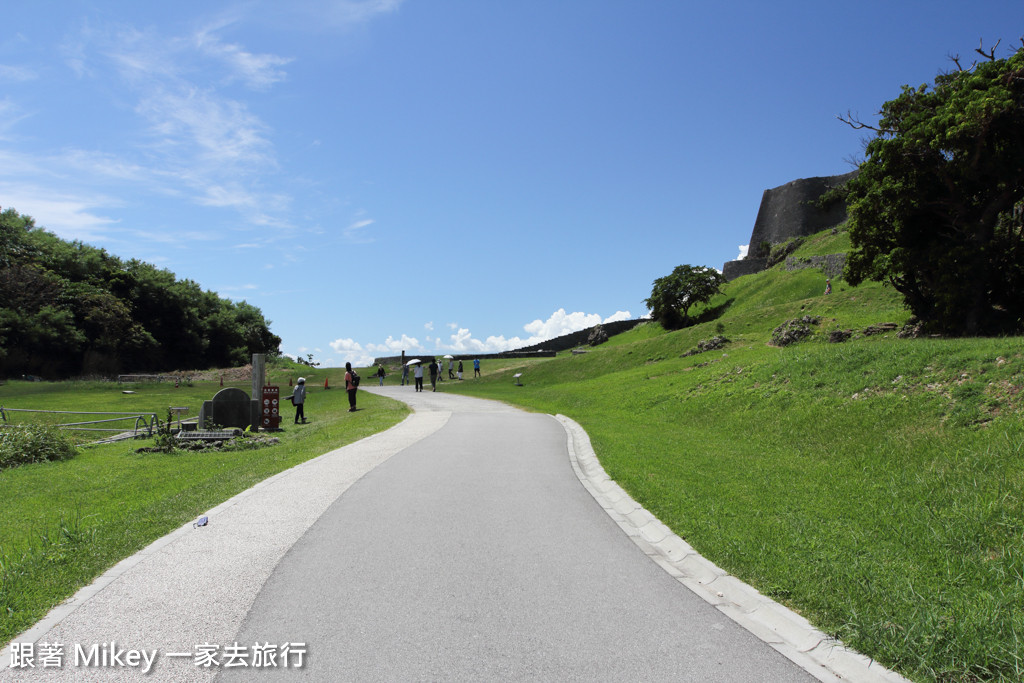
[443,355,454,359]
[405,359,422,366]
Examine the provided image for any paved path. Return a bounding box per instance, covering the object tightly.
[3,387,905,682]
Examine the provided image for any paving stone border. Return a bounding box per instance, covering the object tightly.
[554,414,910,683]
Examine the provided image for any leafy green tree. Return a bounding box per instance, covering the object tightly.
[644,264,725,330]
[841,41,1024,335]
[0,206,281,377]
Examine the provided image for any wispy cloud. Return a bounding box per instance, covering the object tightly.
[193,28,292,90]
[49,21,287,223]
[293,0,405,30]
[0,184,122,242]
[343,218,375,243]
[0,64,38,82]
[5,6,398,251]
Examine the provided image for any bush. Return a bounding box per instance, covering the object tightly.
[0,424,78,470]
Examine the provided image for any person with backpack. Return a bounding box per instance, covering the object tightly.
[345,362,359,412]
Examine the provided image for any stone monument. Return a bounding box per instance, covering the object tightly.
[199,387,255,431]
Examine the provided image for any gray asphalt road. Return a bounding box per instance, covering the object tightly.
[218,387,816,682]
[5,387,904,682]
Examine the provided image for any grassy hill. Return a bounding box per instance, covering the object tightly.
[449,228,1024,683]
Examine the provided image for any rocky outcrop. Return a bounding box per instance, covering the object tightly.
[785,253,847,279]
[770,316,821,346]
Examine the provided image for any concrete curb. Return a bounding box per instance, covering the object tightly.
[553,414,910,683]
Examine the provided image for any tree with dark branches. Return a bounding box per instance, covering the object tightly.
[836,39,1024,335]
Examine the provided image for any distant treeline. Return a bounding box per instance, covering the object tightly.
[0,207,281,379]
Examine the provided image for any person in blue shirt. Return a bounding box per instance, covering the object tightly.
[473,358,481,378]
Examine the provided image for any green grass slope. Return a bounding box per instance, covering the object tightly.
[452,229,1024,683]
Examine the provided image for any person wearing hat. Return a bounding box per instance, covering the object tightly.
[292,377,307,424]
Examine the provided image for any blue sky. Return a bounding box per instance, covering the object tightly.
[1,1,1022,367]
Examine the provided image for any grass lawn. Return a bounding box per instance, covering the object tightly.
[444,231,1024,683]
[0,368,408,644]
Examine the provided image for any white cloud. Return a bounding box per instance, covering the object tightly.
[0,64,38,82]
[366,334,424,354]
[0,184,122,241]
[329,337,374,367]
[737,244,749,259]
[435,308,635,354]
[424,321,434,331]
[523,309,602,339]
[603,310,632,323]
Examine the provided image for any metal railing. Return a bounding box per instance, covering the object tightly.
[0,407,161,440]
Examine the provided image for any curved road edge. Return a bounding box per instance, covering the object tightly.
[553,413,910,683]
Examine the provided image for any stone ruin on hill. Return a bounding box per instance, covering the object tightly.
[722,170,858,281]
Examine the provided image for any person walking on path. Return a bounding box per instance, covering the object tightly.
[457,360,463,380]
[413,362,424,392]
[345,363,358,412]
[291,377,307,424]
[429,360,438,392]
[448,358,455,379]
[377,364,386,386]
[474,358,481,378]
[437,360,444,382]
[401,362,409,386]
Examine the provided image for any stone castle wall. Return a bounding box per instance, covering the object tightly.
[722,170,857,280]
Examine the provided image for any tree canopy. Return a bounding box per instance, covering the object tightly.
[644,264,725,330]
[842,40,1024,335]
[0,207,281,378]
